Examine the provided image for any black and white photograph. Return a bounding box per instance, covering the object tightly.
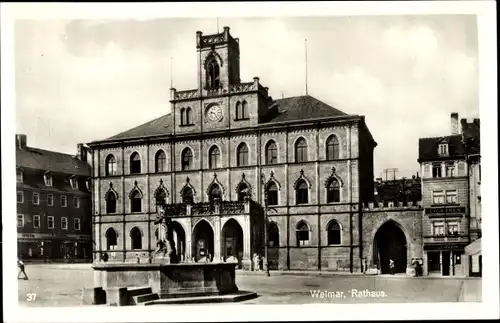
[1,2,498,322]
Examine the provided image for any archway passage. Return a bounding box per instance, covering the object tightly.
[170,221,186,262]
[374,221,407,274]
[221,219,243,267]
[192,220,214,262]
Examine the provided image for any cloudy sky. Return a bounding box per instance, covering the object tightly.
[14,15,479,178]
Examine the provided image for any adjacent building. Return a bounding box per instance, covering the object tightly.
[16,134,93,262]
[418,113,481,276]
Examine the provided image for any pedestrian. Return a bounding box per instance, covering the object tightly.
[17,259,28,280]
[363,257,368,274]
[389,259,395,275]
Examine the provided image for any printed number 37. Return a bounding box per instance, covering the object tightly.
[26,293,36,302]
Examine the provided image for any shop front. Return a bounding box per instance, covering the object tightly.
[423,243,468,277]
[17,233,92,262]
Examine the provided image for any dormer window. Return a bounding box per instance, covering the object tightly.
[438,144,448,156]
[70,177,78,189]
[44,173,53,187]
[16,169,23,183]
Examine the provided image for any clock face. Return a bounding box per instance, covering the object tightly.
[206,105,223,122]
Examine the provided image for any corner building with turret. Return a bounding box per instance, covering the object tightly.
[88,27,424,272]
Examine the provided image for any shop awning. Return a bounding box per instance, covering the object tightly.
[465,238,481,255]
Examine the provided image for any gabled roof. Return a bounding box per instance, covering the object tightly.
[418,135,465,161]
[260,95,348,124]
[16,147,90,176]
[103,113,173,141]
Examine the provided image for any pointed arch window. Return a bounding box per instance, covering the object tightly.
[266,140,278,165]
[208,184,222,203]
[268,222,280,247]
[327,178,341,203]
[209,146,220,169]
[130,190,142,213]
[185,107,193,125]
[155,150,167,172]
[266,182,279,206]
[106,228,118,250]
[182,187,194,205]
[155,188,167,207]
[327,220,342,245]
[181,148,193,170]
[237,183,249,202]
[296,221,310,246]
[130,152,141,174]
[237,143,249,166]
[326,135,340,160]
[106,191,117,214]
[106,155,117,176]
[296,179,309,204]
[130,227,142,250]
[180,108,186,126]
[206,58,220,89]
[295,138,308,163]
[235,102,242,120]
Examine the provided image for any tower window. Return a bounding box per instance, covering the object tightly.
[206,58,220,89]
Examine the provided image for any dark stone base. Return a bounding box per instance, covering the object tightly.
[91,261,244,305]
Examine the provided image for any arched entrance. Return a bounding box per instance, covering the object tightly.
[192,220,214,262]
[171,221,186,262]
[221,219,243,267]
[373,221,407,274]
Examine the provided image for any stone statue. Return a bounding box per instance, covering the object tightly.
[154,205,179,264]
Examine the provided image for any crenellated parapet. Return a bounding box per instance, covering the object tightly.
[362,200,422,211]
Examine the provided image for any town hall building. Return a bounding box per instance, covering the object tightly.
[88,26,424,273]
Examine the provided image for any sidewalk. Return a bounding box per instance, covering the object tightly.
[458,279,482,302]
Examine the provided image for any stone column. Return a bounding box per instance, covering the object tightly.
[439,251,443,275]
[423,252,428,276]
[242,215,251,270]
[185,220,192,262]
[214,217,221,262]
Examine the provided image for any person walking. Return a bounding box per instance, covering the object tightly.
[17,259,28,280]
[363,257,368,274]
[389,259,395,275]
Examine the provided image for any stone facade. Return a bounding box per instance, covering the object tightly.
[88,26,434,273]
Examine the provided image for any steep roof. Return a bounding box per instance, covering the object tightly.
[92,95,350,144]
[418,135,465,161]
[16,147,90,176]
[260,95,348,124]
[104,113,173,141]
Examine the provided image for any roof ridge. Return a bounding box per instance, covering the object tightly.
[24,146,78,158]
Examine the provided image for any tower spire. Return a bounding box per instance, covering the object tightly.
[170,57,173,88]
[305,38,308,96]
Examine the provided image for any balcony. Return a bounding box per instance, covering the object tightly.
[161,200,250,217]
[423,235,469,244]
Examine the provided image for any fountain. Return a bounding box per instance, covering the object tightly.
[85,202,257,306]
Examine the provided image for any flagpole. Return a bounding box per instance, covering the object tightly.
[305,38,308,96]
[170,57,173,88]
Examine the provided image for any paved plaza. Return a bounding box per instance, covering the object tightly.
[17,264,481,307]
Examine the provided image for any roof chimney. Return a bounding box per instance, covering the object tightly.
[450,112,459,135]
[16,134,27,149]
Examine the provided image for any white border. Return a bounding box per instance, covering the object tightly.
[2,1,498,322]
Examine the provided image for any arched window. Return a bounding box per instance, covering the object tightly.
[180,108,186,125]
[130,152,141,174]
[182,187,194,205]
[266,141,278,165]
[296,179,308,204]
[206,58,220,89]
[327,178,341,203]
[209,146,220,169]
[106,191,117,214]
[155,188,167,207]
[295,138,308,162]
[181,148,193,171]
[130,190,142,213]
[106,228,118,250]
[235,101,242,120]
[155,150,167,172]
[237,183,248,202]
[296,221,310,246]
[326,135,340,160]
[208,184,222,203]
[185,107,192,125]
[130,227,142,250]
[266,182,278,206]
[268,222,279,247]
[237,143,249,166]
[327,220,341,245]
[105,155,117,176]
[241,101,249,119]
